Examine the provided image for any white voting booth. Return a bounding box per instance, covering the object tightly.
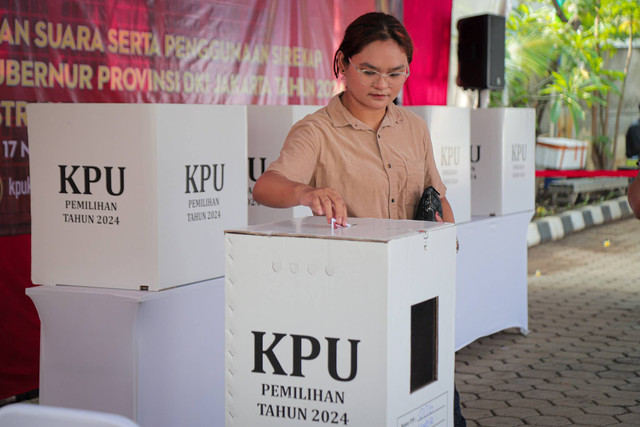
[225,217,457,427]
[26,104,248,426]
[469,108,536,216]
[406,106,471,223]
[28,103,248,291]
[247,106,317,225]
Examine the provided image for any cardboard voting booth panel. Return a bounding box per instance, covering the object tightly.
[28,103,247,291]
[470,108,535,216]
[225,217,456,427]
[247,105,319,225]
[26,278,225,427]
[406,106,472,223]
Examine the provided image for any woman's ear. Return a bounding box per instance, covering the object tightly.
[336,51,347,74]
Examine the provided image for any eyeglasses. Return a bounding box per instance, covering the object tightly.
[349,59,410,87]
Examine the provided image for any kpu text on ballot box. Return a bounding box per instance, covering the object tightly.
[247,106,318,225]
[225,217,457,426]
[27,103,247,291]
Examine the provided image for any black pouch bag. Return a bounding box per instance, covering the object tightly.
[414,186,443,222]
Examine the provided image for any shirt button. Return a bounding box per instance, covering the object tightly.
[387,163,391,168]
[391,198,395,203]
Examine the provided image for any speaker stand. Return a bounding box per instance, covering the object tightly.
[475,89,490,109]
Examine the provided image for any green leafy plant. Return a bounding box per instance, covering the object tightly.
[494,0,639,169]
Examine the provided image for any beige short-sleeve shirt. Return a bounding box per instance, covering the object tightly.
[267,93,446,220]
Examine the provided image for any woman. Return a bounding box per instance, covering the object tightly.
[253,12,455,227]
[255,13,465,425]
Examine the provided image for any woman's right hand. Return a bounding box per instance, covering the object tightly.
[296,186,348,227]
[253,170,348,226]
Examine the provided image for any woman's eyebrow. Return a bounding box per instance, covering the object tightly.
[359,62,406,72]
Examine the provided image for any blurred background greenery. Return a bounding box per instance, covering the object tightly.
[489,0,639,169]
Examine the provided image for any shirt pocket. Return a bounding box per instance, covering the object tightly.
[403,160,425,212]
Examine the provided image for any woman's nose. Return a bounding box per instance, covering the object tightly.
[372,74,389,89]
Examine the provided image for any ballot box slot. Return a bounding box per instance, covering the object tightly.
[410,297,438,393]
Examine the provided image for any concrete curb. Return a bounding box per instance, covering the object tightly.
[527,196,634,247]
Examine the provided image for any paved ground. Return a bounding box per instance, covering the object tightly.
[455,217,640,426]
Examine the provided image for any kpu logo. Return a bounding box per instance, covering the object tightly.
[185,164,224,193]
[59,165,125,195]
[512,144,527,161]
[8,176,30,199]
[252,331,360,382]
[441,146,460,166]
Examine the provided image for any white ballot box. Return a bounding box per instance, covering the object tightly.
[225,217,457,427]
[469,108,535,216]
[406,106,471,223]
[26,278,225,427]
[28,103,247,291]
[247,105,319,225]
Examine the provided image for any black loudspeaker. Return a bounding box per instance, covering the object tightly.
[456,14,505,90]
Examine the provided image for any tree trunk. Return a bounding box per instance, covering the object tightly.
[593,2,607,169]
[591,99,609,170]
[550,0,580,29]
[611,13,634,170]
[603,96,611,169]
[536,99,548,136]
[591,105,602,168]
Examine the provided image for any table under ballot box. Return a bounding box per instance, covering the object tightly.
[225,217,457,427]
[26,279,225,427]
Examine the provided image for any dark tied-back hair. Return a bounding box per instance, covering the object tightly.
[333,12,414,78]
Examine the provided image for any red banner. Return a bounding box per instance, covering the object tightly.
[402,0,452,106]
[0,233,38,400]
[0,0,375,236]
